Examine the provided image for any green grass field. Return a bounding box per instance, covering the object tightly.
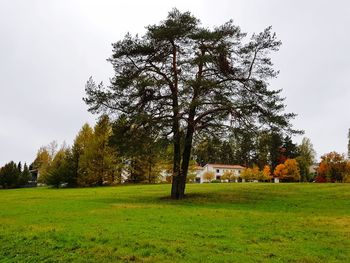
[0,183,349,262]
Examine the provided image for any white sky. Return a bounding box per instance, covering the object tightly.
[1,0,350,166]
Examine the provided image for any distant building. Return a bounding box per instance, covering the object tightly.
[309,163,319,176]
[28,169,39,186]
[159,163,245,183]
[196,163,245,183]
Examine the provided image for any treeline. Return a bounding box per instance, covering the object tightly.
[31,115,172,187]
[1,115,320,188]
[0,162,32,189]
[5,115,346,188]
[31,114,317,187]
[32,116,120,187]
[316,152,350,183]
[194,132,316,182]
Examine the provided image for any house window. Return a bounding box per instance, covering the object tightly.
[216,176,221,180]
[216,169,220,174]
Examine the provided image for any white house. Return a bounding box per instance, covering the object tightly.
[196,163,245,183]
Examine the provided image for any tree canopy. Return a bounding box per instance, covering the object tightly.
[84,9,299,199]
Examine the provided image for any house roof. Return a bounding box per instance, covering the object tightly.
[204,164,245,169]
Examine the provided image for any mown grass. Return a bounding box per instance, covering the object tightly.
[0,183,349,262]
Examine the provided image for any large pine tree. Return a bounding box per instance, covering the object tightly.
[84,9,298,199]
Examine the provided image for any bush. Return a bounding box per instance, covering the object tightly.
[343,174,350,183]
[314,175,327,183]
[211,180,221,183]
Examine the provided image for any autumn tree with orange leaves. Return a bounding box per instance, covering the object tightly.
[261,165,273,181]
[316,152,350,182]
[274,163,287,179]
[273,159,300,182]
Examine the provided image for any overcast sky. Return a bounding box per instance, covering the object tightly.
[1,0,349,166]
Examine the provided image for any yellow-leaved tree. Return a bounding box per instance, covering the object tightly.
[284,159,300,182]
[221,171,236,182]
[241,166,261,181]
[260,165,272,182]
[203,171,215,182]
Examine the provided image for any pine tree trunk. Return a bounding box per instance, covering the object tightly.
[171,173,186,199]
[171,48,202,199]
[171,124,183,199]
[148,159,152,184]
[171,122,195,199]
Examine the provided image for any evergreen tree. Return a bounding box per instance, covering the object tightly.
[193,136,223,166]
[19,163,31,186]
[256,131,271,169]
[0,161,21,188]
[282,136,299,159]
[269,132,284,169]
[17,162,22,173]
[220,141,234,165]
[231,130,257,167]
[84,9,299,199]
[110,115,164,183]
[193,130,300,171]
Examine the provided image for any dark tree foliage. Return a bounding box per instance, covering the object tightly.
[256,131,272,169]
[193,136,224,166]
[84,9,299,199]
[219,141,235,165]
[0,161,31,189]
[19,163,32,186]
[269,132,284,169]
[17,162,22,173]
[193,130,299,170]
[230,129,257,167]
[110,115,167,183]
[282,136,299,159]
[269,134,300,168]
[109,116,144,183]
[0,161,20,188]
[63,150,78,187]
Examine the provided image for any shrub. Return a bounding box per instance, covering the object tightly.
[211,180,221,183]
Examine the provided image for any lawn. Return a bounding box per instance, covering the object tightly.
[0,183,349,263]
